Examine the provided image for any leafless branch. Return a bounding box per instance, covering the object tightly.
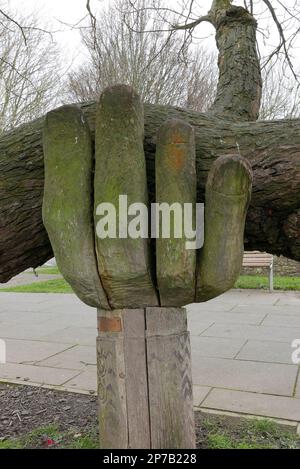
[0,8,27,43]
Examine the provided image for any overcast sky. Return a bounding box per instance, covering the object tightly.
[6,0,97,63]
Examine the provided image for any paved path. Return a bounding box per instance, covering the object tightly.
[0,290,299,423]
[0,272,61,289]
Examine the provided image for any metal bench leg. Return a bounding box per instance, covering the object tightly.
[269,263,274,293]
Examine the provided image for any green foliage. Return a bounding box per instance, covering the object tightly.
[1,275,299,294]
[200,416,300,450]
[22,424,61,448]
[66,432,99,449]
[235,275,300,291]
[0,279,73,293]
[0,439,22,449]
[0,425,98,449]
[27,267,60,275]
[206,433,271,449]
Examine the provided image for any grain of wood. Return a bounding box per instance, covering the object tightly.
[146,307,196,449]
[156,119,197,307]
[97,307,195,449]
[97,309,128,449]
[123,309,151,448]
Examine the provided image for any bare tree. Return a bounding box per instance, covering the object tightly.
[0,10,61,132]
[66,0,217,111]
[260,62,300,120]
[184,51,217,112]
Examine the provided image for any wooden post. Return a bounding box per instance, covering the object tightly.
[97,307,196,449]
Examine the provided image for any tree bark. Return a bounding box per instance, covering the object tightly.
[0,100,299,283]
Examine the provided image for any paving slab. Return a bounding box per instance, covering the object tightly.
[231,304,300,315]
[40,326,97,345]
[262,314,300,328]
[0,289,300,422]
[296,382,300,399]
[211,290,281,305]
[64,365,97,393]
[0,362,78,386]
[188,321,215,336]
[4,338,73,364]
[192,357,298,396]
[193,386,212,407]
[37,345,96,370]
[277,292,300,306]
[186,302,237,313]
[237,340,296,365]
[0,323,71,341]
[201,323,300,343]
[201,389,300,421]
[188,311,266,326]
[190,336,246,359]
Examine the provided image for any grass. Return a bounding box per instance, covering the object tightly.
[1,275,299,294]
[27,266,60,275]
[198,416,300,450]
[235,275,300,291]
[1,416,299,449]
[0,424,98,450]
[0,279,73,293]
[25,266,300,292]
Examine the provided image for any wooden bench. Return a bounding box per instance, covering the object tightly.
[242,251,274,292]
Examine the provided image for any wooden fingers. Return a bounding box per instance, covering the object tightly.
[43,89,253,310]
[94,85,158,309]
[156,119,197,306]
[42,105,110,309]
[196,154,253,301]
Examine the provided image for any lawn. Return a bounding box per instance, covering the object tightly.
[0,279,73,293]
[1,415,299,449]
[0,424,98,449]
[197,415,300,449]
[27,266,60,275]
[235,275,300,291]
[1,275,299,293]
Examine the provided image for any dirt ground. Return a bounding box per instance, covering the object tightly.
[0,382,299,449]
[0,383,97,439]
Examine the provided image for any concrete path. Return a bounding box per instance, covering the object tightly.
[0,290,299,423]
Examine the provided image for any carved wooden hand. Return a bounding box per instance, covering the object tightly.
[42,85,252,310]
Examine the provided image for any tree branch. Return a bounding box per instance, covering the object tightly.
[0,8,27,44]
[172,15,212,31]
[261,0,298,81]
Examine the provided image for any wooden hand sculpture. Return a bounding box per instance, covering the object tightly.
[42,85,252,449]
[42,84,252,311]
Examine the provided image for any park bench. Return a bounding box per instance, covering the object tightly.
[242,251,274,292]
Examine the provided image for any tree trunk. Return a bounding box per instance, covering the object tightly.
[0,100,299,283]
[209,5,262,121]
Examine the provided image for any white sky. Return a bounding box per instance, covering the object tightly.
[4,0,300,71]
[6,0,99,64]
